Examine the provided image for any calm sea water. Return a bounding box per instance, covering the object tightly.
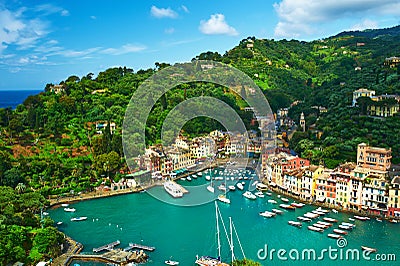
[0,90,42,109]
[49,168,400,266]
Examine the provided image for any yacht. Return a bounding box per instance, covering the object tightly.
[165,260,179,265]
[236,183,244,190]
[64,207,76,212]
[268,199,277,204]
[228,185,236,191]
[71,217,87,222]
[256,183,269,191]
[254,191,265,198]
[243,191,256,200]
[218,184,227,192]
[217,194,231,204]
[207,184,215,193]
[164,181,183,198]
[288,221,302,228]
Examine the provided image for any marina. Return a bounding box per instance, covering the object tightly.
[48,167,400,265]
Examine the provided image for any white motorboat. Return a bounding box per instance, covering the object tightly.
[218,184,227,192]
[192,174,197,179]
[272,208,283,214]
[56,221,63,225]
[207,185,215,193]
[256,183,269,191]
[338,225,352,230]
[61,203,69,207]
[304,212,319,219]
[265,192,272,196]
[328,233,342,239]
[228,185,236,191]
[71,216,87,222]
[64,207,76,212]
[348,218,355,221]
[268,199,277,204]
[361,246,377,253]
[186,176,192,181]
[354,215,370,221]
[165,260,179,265]
[333,229,348,235]
[279,204,295,210]
[217,194,231,204]
[341,222,355,227]
[317,221,332,227]
[323,217,338,223]
[313,223,328,229]
[205,176,211,181]
[243,191,256,200]
[308,225,324,232]
[259,211,276,218]
[255,192,265,198]
[281,198,289,203]
[164,181,183,198]
[291,202,305,208]
[236,183,244,190]
[332,209,338,213]
[297,216,312,222]
[288,221,302,227]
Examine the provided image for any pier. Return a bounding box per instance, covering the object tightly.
[93,240,120,253]
[124,242,156,252]
[64,249,148,265]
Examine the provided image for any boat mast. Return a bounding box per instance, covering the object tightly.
[232,220,246,259]
[229,217,235,262]
[215,201,221,259]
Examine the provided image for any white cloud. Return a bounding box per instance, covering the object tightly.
[0,8,49,52]
[34,4,70,17]
[181,5,189,13]
[90,15,97,20]
[199,14,238,36]
[150,6,178,19]
[61,10,70,16]
[100,44,146,55]
[273,0,400,39]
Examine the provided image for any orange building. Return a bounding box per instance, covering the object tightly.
[356,143,392,171]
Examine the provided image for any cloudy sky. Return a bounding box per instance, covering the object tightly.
[0,0,399,90]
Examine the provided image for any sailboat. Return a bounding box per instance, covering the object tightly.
[218,179,230,204]
[195,202,245,265]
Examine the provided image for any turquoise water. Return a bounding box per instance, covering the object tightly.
[49,169,399,266]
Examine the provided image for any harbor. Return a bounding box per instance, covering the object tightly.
[49,167,400,265]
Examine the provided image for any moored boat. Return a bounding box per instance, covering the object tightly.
[328,233,342,239]
[297,216,312,222]
[71,216,87,221]
[186,176,192,181]
[228,185,236,191]
[64,207,76,212]
[272,208,283,214]
[389,219,398,223]
[308,225,324,232]
[268,199,277,204]
[61,203,69,207]
[312,210,326,216]
[317,221,332,227]
[243,191,257,200]
[281,198,289,203]
[164,181,184,198]
[313,223,328,229]
[304,212,319,219]
[217,194,231,204]
[361,246,377,253]
[255,192,265,198]
[291,202,305,208]
[354,215,370,221]
[323,217,338,223]
[348,218,355,221]
[288,221,302,227]
[333,229,348,235]
[165,260,179,265]
[341,222,355,227]
[338,225,352,230]
[256,183,269,191]
[236,183,244,190]
[279,204,295,210]
[259,211,276,218]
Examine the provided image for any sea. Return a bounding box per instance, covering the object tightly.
[48,168,400,266]
[0,90,42,109]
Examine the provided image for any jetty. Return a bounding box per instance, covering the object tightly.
[124,242,156,252]
[64,249,148,265]
[93,240,120,253]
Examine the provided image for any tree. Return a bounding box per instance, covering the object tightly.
[15,183,26,194]
[232,259,262,265]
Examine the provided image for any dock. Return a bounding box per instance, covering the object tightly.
[65,249,148,265]
[124,242,155,252]
[93,240,120,253]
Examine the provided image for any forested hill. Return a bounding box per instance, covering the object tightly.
[333,25,400,38]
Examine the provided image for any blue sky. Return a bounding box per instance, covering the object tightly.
[0,0,399,90]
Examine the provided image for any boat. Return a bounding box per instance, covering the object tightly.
[288,221,302,228]
[316,207,330,213]
[186,176,192,181]
[338,225,352,230]
[297,216,312,222]
[376,218,382,222]
[61,203,69,207]
[304,212,319,219]
[256,183,269,191]
[332,209,338,213]
[254,192,265,198]
[354,215,370,221]
[259,211,276,218]
[281,198,289,203]
[71,217,87,221]
[279,204,295,210]
[348,218,355,221]
[198,172,203,176]
[195,202,242,266]
[207,185,215,193]
[42,212,49,216]
[389,219,398,223]
[64,207,76,212]
[308,225,324,232]
[272,209,283,214]
[316,221,332,227]
[268,199,277,204]
[56,221,63,225]
[265,192,272,196]
[328,234,342,239]
[217,194,231,204]
[236,183,244,190]
[323,217,338,223]
[291,202,305,208]
[164,181,184,198]
[243,191,257,200]
[205,176,211,181]
[228,185,236,191]
[341,222,355,227]
[192,174,198,179]
[313,223,328,229]
[218,184,227,192]
[361,246,377,253]
[312,210,326,216]
[333,229,348,235]
[165,260,179,265]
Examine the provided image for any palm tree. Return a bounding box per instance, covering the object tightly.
[15,182,26,194]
